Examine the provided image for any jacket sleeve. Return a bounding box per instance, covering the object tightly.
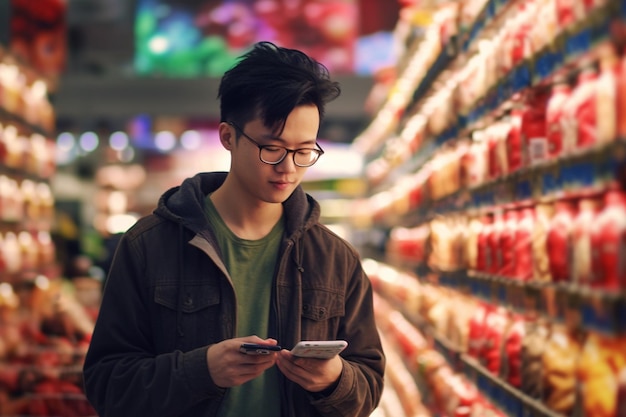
[311,259,386,417]
[82,229,224,417]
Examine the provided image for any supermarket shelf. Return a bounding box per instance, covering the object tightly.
[0,107,52,138]
[446,2,616,142]
[459,270,625,335]
[369,0,621,195]
[376,138,626,229]
[461,355,565,417]
[0,162,55,183]
[376,284,565,417]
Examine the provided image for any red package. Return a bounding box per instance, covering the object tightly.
[523,92,549,166]
[546,200,576,283]
[482,307,510,375]
[467,302,490,358]
[546,79,572,158]
[500,208,519,278]
[590,190,626,289]
[506,4,534,68]
[466,139,488,188]
[502,314,526,387]
[574,66,599,149]
[506,110,524,173]
[556,0,578,29]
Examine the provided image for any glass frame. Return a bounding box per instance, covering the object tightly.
[228,122,324,167]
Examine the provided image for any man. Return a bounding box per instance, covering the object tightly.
[83,41,385,417]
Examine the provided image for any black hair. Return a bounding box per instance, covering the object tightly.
[218,41,341,133]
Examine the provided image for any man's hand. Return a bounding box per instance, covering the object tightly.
[276,350,343,393]
[206,336,279,388]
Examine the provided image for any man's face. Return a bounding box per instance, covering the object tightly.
[228,104,321,204]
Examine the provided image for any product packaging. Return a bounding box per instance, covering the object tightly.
[590,189,626,290]
[546,79,572,159]
[571,198,600,285]
[521,318,551,398]
[500,208,519,278]
[546,200,576,283]
[515,206,535,281]
[532,203,555,282]
[577,332,626,417]
[541,323,583,414]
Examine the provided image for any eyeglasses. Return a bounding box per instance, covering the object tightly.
[228,122,324,167]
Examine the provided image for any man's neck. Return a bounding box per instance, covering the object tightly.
[210,185,283,240]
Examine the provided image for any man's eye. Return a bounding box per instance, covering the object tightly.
[264,147,284,153]
[296,150,313,156]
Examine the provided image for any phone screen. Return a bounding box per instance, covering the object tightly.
[290,340,347,359]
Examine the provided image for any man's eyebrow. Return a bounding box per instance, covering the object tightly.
[259,134,318,146]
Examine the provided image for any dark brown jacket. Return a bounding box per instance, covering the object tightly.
[83,172,385,417]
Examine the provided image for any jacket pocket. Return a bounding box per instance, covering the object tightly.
[301,290,345,320]
[153,281,221,350]
[301,289,345,340]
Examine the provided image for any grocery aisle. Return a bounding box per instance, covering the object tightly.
[3,0,626,415]
[353,0,626,416]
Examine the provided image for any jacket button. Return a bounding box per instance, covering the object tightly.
[184,296,193,307]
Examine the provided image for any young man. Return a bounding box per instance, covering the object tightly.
[83,41,385,417]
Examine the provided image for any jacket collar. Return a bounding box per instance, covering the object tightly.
[153,172,320,239]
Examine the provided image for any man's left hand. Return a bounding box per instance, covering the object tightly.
[275,350,343,393]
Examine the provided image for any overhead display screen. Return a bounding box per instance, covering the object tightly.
[134,0,400,77]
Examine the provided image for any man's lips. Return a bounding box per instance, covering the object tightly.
[270,179,293,185]
[270,180,293,189]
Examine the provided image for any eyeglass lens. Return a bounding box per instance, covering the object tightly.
[260,147,320,166]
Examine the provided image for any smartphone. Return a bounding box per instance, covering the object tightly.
[290,340,348,359]
[239,343,282,355]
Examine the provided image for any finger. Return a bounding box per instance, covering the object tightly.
[238,356,277,367]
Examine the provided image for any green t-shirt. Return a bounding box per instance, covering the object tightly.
[205,196,283,417]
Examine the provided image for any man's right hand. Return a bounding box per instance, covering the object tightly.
[206,336,279,388]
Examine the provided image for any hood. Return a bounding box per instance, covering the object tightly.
[153,172,321,239]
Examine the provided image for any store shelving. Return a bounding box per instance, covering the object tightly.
[0,48,96,417]
[357,0,626,416]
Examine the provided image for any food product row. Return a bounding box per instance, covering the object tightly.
[0,47,55,135]
[0,276,97,417]
[354,40,626,228]
[0,177,54,227]
[385,188,626,292]
[356,0,622,167]
[367,259,626,417]
[374,292,508,417]
[0,123,56,181]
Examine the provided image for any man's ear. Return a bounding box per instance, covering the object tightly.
[218,122,235,150]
